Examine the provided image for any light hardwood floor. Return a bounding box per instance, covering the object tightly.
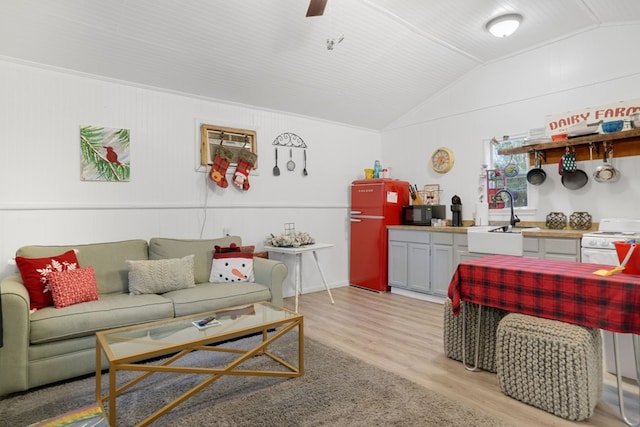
[283,286,638,426]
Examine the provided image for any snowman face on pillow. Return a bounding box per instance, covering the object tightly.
[210,248,254,283]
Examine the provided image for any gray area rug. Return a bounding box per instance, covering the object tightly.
[0,332,510,426]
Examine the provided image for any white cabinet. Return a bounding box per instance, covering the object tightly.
[454,233,487,265]
[391,229,581,297]
[541,237,581,262]
[407,242,430,292]
[388,229,454,296]
[522,236,581,261]
[523,236,540,258]
[388,240,408,288]
[455,233,580,262]
[431,233,454,296]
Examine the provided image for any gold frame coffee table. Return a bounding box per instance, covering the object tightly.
[95,302,303,426]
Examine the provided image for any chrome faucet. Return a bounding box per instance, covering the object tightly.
[495,189,520,229]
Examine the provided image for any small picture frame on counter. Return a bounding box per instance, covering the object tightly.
[423,184,441,205]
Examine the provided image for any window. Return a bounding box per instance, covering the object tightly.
[200,124,257,168]
[487,135,528,208]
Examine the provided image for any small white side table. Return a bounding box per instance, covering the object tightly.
[265,243,335,312]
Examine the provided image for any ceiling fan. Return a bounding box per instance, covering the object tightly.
[306,0,327,17]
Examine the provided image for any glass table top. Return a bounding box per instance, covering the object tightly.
[97,302,299,360]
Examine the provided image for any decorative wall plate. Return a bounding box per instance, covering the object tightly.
[431,147,454,173]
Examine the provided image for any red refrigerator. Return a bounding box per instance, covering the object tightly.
[349,179,410,292]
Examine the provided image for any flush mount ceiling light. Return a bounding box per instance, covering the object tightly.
[486,13,523,38]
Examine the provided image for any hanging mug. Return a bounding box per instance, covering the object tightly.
[561,147,577,175]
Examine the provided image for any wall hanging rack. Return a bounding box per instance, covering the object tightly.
[272,132,307,148]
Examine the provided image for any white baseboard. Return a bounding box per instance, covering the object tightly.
[390,287,445,304]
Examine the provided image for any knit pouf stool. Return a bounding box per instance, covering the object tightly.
[443,298,508,372]
[496,313,602,421]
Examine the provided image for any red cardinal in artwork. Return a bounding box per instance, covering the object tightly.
[103,146,121,165]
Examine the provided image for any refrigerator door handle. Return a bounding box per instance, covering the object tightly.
[350,218,362,223]
[350,210,362,215]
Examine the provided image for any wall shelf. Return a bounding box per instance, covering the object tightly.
[498,128,640,165]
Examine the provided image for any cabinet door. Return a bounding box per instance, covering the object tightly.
[542,238,581,262]
[407,243,430,292]
[388,241,408,288]
[456,250,486,264]
[453,234,482,266]
[431,244,454,296]
[523,236,541,258]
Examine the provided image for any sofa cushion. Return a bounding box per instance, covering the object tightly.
[48,266,99,308]
[29,293,174,344]
[149,236,241,284]
[15,249,80,310]
[127,255,195,295]
[17,240,150,295]
[210,244,254,283]
[163,282,271,317]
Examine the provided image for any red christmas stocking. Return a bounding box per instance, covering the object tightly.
[232,149,257,191]
[209,145,233,188]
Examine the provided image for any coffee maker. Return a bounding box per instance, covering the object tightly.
[451,195,463,227]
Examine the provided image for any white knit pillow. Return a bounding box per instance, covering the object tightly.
[127,255,195,295]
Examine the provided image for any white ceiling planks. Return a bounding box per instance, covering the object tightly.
[0,0,639,129]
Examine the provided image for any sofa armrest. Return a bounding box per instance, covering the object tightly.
[252,257,287,307]
[0,274,31,395]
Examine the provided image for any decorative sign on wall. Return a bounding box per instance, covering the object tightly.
[80,125,130,181]
[200,124,257,168]
[545,98,640,136]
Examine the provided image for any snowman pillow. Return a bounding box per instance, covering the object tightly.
[209,244,254,283]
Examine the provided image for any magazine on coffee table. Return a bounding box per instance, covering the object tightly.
[192,315,222,330]
[191,304,256,330]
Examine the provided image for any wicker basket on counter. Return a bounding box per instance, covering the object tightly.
[546,212,567,230]
[569,212,592,230]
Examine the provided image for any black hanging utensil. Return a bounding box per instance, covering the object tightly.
[273,148,280,176]
[303,149,308,176]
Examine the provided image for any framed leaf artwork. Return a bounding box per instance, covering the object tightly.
[80,125,130,182]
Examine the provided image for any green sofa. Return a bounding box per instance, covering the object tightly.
[0,236,287,396]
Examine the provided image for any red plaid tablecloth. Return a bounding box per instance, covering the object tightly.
[447,255,640,334]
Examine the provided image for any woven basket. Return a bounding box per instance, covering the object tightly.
[496,313,602,421]
[443,299,508,372]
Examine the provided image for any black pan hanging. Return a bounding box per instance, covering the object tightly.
[306,0,327,16]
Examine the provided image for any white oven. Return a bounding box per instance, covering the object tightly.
[581,247,619,265]
[581,218,640,380]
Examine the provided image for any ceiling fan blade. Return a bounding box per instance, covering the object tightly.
[306,0,327,17]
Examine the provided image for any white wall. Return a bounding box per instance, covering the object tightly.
[382,24,640,224]
[0,59,383,296]
[5,24,639,294]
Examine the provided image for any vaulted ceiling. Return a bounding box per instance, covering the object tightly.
[1,0,639,129]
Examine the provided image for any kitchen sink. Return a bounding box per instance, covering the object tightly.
[488,225,538,234]
[467,226,538,256]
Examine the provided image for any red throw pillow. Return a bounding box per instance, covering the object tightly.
[48,266,99,308]
[15,250,80,310]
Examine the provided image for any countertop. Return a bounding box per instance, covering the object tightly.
[388,221,596,239]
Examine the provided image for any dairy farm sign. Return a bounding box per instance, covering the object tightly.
[546,99,640,135]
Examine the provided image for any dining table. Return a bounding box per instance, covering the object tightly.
[447,254,640,426]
